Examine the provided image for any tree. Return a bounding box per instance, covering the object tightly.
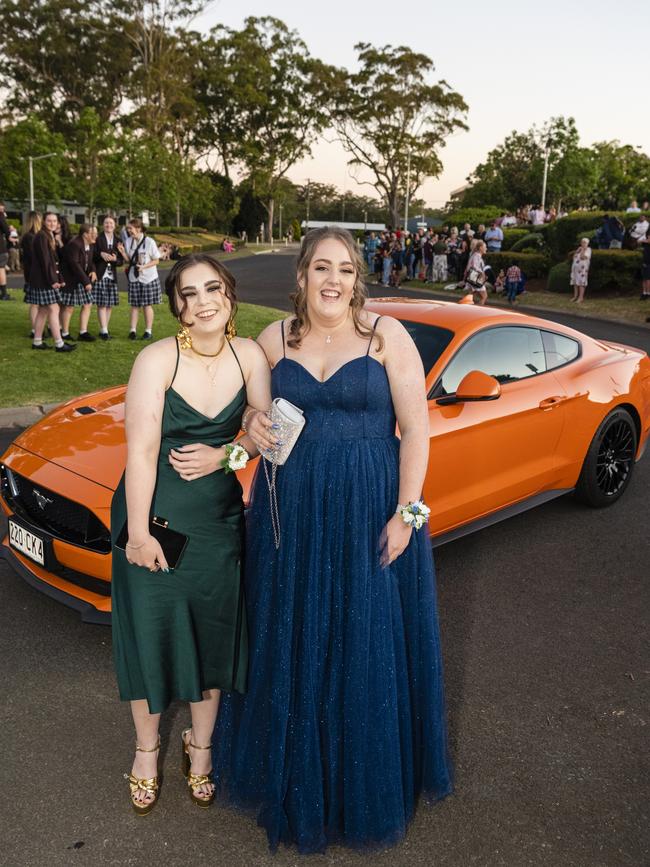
[588,142,650,209]
[0,117,68,205]
[0,0,132,133]
[330,44,468,227]
[202,17,335,240]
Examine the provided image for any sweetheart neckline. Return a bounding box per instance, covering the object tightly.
[277,355,385,385]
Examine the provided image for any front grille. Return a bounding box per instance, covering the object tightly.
[1,466,111,553]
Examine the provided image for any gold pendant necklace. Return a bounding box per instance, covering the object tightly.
[190,337,226,386]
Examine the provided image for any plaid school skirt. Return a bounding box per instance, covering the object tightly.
[94,276,120,307]
[61,283,94,306]
[23,284,33,304]
[30,285,63,306]
[128,278,162,307]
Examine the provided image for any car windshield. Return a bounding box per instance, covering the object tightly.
[400,320,454,375]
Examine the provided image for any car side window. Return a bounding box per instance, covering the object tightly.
[541,330,580,370]
[436,326,547,395]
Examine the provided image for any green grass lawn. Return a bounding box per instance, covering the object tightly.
[399,279,650,325]
[0,293,283,408]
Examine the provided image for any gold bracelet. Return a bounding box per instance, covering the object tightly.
[241,408,254,433]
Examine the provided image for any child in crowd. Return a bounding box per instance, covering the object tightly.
[505,263,522,305]
[494,269,506,293]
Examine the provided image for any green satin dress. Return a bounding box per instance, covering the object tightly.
[111,341,248,714]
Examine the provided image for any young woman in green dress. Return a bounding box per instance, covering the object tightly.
[111,253,271,814]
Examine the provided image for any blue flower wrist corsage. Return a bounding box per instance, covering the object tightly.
[221,442,250,474]
[395,500,431,531]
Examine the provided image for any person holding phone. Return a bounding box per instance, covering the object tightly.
[111,253,271,815]
[118,218,161,340]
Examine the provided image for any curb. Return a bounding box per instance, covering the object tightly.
[0,403,60,430]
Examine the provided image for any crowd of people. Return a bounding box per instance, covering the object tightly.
[363,222,525,305]
[0,204,168,353]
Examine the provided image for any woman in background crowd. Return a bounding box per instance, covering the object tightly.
[21,211,41,337]
[60,223,97,342]
[570,238,592,303]
[639,228,650,301]
[94,216,123,340]
[30,212,75,353]
[118,218,161,341]
[464,238,488,305]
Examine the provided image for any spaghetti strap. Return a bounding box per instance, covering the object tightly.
[366,316,382,355]
[280,319,286,357]
[170,338,181,387]
[227,339,246,387]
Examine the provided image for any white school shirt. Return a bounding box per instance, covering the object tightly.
[124,235,161,283]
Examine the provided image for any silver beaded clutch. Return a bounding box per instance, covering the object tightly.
[261,398,305,465]
[261,398,305,549]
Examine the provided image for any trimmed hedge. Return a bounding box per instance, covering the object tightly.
[546,250,642,295]
[510,232,546,252]
[443,206,503,228]
[501,228,530,250]
[147,225,207,233]
[543,211,650,258]
[484,251,550,278]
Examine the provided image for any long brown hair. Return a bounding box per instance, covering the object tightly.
[288,225,383,351]
[165,252,237,329]
[23,210,42,235]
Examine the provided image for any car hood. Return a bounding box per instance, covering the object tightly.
[14,387,128,490]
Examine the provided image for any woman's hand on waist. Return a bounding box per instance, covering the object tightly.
[168,443,224,481]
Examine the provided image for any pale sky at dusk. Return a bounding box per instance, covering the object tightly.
[197,0,649,209]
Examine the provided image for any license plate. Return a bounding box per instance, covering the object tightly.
[8,519,45,566]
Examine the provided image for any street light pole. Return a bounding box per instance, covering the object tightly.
[541,140,551,211]
[279,203,283,241]
[305,179,310,231]
[25,153,57,211]
[404,149,411,230]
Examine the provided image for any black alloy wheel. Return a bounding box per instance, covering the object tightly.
[575,408,637,507]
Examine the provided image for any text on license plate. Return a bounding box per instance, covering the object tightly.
[8,520,45,566]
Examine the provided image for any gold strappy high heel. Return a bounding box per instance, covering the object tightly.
[125,737,161,816]
[181,727,215,808]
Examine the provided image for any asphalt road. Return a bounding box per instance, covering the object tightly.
[1,249,649,866]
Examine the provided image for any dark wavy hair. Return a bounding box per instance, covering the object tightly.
[165,252,237,328]
[288,225,383,352]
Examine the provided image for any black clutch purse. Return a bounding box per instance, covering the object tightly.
[115,516,188,570]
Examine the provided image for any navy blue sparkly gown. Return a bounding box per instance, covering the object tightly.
[213,318,453,853]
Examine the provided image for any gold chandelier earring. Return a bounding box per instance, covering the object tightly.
[176,321,192,350]
[226,318,237,341]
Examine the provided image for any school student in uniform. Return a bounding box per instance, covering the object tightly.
[118,218,161,340]
[30,212,76,353]
[21,211,42,337]
[60,224,97,342]
[94,216,124,340]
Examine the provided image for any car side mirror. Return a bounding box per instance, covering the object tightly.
[436,370,501,405]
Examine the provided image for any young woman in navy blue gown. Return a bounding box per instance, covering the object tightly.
[213,226,453,852]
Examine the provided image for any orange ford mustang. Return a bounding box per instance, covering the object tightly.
[2,299,650,623]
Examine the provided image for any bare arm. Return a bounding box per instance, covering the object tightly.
[238,338,273,457]
[245,319,287,453]
[124,343,173,570]
[379,317,430,565]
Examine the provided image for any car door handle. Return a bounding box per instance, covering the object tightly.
[538,395,567,410]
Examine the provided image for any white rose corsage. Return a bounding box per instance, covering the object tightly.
[221,442,250,474]
[396,500,431,531]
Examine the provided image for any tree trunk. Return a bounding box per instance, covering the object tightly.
[176,200,181,228]
[267,197,275,243]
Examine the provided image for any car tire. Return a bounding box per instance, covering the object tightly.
[575,408,637,507]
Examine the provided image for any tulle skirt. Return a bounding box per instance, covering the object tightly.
[213,436,453,853]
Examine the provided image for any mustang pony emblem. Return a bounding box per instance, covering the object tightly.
[33,489,53,511]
